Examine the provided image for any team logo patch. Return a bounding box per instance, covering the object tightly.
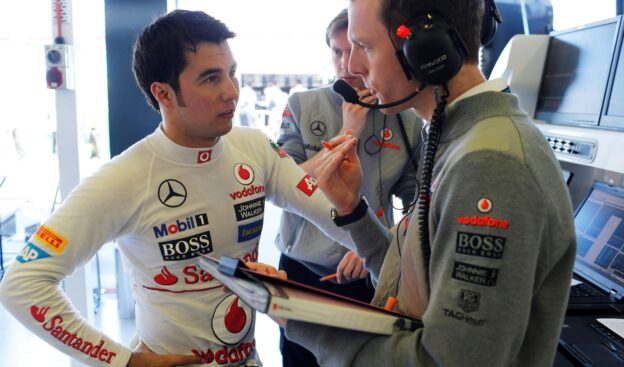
[234,197,265,221]
[237,219,263,242]
[456,231,505,259]
[158,179,187,208]
[211,294,254,345]
[270,141,288,158]
[451,261,498,287]
[153,266,179,286]
[197,150,212,163]
[477,198,492,213]
[153,213,209,238]
[456,214,509,229]
[158,230,213,261]
[35,225,67,253]
[282,105,293,118]
[304,143,322,152]
[458,289,481,313]
[443,308,487,327]
[381,128,393,140]
[310,121,327,137]
[234,164,254,185]
[371,139,400,150]
[296,175,318,196]
[16,242,51,263]
[30,304,119,363]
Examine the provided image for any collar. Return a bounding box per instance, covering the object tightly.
[447,78,508,109]
[146,124,224,166]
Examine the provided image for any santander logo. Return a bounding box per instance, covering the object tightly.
[31,305,50,322]
[154,266,179,286]
[234,164,254,185]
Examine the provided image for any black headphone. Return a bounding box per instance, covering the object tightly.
[481,0,503,47]
[392,0,502,84]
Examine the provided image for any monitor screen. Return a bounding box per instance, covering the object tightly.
[535,17,621,127]
[601,21,624,129]
[573,182,624,295]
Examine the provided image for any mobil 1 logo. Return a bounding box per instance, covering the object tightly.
[456,231,505,259]
[158,230,213,261]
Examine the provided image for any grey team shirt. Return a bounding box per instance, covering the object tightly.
[0,126,356,367]
[276,87,421,272]
[286,91,577,367]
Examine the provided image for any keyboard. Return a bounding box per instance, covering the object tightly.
[571,282,605,298]
[591,322,624,354]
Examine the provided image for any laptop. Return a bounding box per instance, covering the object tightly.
[559,315,624,366]
[568,181,624,312]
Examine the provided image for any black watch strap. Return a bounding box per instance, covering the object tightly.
[332,197,369,227]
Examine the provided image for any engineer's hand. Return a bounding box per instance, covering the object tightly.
[127,340,202,367]
[245,261,288,280]
[341,88,377,139]
[336,250,369,284]
[314,132,362,215]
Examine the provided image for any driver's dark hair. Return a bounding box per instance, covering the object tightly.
[132,10,236,111]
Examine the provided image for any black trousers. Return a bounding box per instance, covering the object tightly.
[278,254,375,367]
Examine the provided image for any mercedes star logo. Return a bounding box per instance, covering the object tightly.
[310,121,327,137]
[158,179,187,208]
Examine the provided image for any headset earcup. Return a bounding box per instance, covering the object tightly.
[480,5,497,45]
[481,0,500,46]
[400,19,464,85]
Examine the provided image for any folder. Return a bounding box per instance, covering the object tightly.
[199,255,421,335]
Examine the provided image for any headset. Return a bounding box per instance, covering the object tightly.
[393,0,502,84]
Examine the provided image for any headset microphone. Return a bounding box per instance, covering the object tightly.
[332,79,425,109]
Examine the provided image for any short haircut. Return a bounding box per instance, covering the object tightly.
[132,10,236,111]
[325,9,349,47]
[379,0,484,63]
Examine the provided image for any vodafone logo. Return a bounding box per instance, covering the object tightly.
[234,164,254,185]
[197,150,212,163]
[212,294,253,345]
[477,198,493,213]
[382,128,393,141]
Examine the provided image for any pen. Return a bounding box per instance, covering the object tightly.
[384,296,397,311]
[321,140,333,150]
[319,273,337,282]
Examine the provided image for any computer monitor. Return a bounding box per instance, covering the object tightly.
[600,19,624,130]
[535,17,622,127]
[573,181,624,297]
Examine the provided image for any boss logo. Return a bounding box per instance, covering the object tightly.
[456,231,505,259]
[158,230,213,261]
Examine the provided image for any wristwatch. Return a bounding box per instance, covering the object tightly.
[331,196,369,227]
